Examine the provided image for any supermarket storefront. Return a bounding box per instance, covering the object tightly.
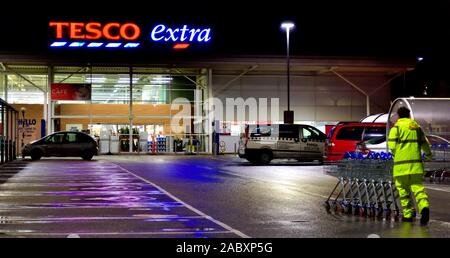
[0,18,416,154]
[1,65,210,154]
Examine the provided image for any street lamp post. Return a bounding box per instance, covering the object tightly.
[281,22,295,124]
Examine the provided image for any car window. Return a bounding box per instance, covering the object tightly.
[301,127,321,140]
[365,135,386,145]
[66,133,78,143]
[336,126,364,141]
[250,125,272,137]
[45,133,65,144]
[279,124,299,139]
[363,126,386,141]
[307,126,326,140]
[78,133,94,143]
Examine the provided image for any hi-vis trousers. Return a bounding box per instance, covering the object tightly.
[394,174,429,219]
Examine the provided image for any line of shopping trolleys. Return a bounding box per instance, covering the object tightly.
[324,147,450,221]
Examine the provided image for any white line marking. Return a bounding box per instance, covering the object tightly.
[425,186,450,193]
[367,233,381,238]
[114,163,250,238]
[217,170,330,199]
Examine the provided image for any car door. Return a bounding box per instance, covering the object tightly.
[44,133,66,156]
[277,124,300,158]
[64,132,80,156]
[299,126,325,160]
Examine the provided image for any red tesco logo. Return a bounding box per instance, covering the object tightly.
[49,22,141,41]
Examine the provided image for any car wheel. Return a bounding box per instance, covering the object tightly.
[259,151,272,165]
[81,151,94,161]
[30,149,42,161]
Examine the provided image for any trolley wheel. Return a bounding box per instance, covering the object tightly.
[368,207,375,218]
[393,210,400,222]
[324,202,331,213]
[344,204,352,215]
[385,210,392,221]
[352,206,360,216]
[335,202,342,213]
[376,207,384,220]
[360,207,367,217]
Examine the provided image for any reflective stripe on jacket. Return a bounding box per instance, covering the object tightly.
[388,118,432,177]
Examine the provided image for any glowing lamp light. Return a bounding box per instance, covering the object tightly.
[87,42,104,48]
[281,22,295,31]
[173,43,190,49]
[69,42,85,47]
[106,43,122,48]
[417,57,424,62]
[50,41,68,47]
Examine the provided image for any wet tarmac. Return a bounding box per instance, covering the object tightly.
[1,155,450,238]
[0,159,245,238]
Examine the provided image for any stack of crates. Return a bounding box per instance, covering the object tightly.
[148,136,167,153]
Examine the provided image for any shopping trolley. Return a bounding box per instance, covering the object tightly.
[324,152,400,221]
[425,144,450,183]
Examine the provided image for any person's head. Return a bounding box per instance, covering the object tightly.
[397,107,411,118]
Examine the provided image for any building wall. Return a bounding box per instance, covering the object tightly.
[11,104,44,145]
[211,73,391,124]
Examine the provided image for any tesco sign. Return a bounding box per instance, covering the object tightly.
[49,21,212,49]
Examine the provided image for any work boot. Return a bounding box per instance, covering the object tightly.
[420,208,430,225]
[402,216,413,222]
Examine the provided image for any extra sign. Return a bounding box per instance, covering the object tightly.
[49,22,212,50]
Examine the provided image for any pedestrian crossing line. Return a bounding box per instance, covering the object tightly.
[114,163,251,238]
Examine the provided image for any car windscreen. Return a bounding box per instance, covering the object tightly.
[362,126,386,141]
[335,126,364,141]
[364,135,386,145]
[250,125,272,137]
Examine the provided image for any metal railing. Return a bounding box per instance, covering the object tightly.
[0,98,18,164]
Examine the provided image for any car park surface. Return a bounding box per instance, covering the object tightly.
[1,155,450,238]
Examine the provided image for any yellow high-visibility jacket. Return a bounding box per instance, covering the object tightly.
[388,118,432,177]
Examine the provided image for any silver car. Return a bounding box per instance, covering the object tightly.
[22,131,99,161]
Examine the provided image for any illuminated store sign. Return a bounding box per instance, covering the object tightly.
[49,22,212,50]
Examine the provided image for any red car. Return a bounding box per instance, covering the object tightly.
[325,122,386,161]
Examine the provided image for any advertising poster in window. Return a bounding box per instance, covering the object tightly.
[51,83,92,101]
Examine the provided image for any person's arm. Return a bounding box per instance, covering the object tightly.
[387,126,398,156]
[419,128,432,160]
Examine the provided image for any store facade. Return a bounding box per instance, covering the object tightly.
[0,18,416,154]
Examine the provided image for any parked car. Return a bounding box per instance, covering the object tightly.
[324,122,386,161]
[22,131,99,160]
[356,134,450,157]
[238,123,327,165]
[355,135,387,155]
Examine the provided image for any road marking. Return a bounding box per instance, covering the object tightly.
[67,234,80,238]
[216,170,330,199]
[367,234,381,238]
[115,164,250,238]
[425,186,450,193]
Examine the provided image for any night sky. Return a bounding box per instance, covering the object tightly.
[0,0,449,96]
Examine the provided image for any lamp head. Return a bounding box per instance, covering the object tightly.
[281,22,295,31]
[20,107,26,113]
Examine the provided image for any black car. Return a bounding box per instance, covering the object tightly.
[22,131,99,160]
